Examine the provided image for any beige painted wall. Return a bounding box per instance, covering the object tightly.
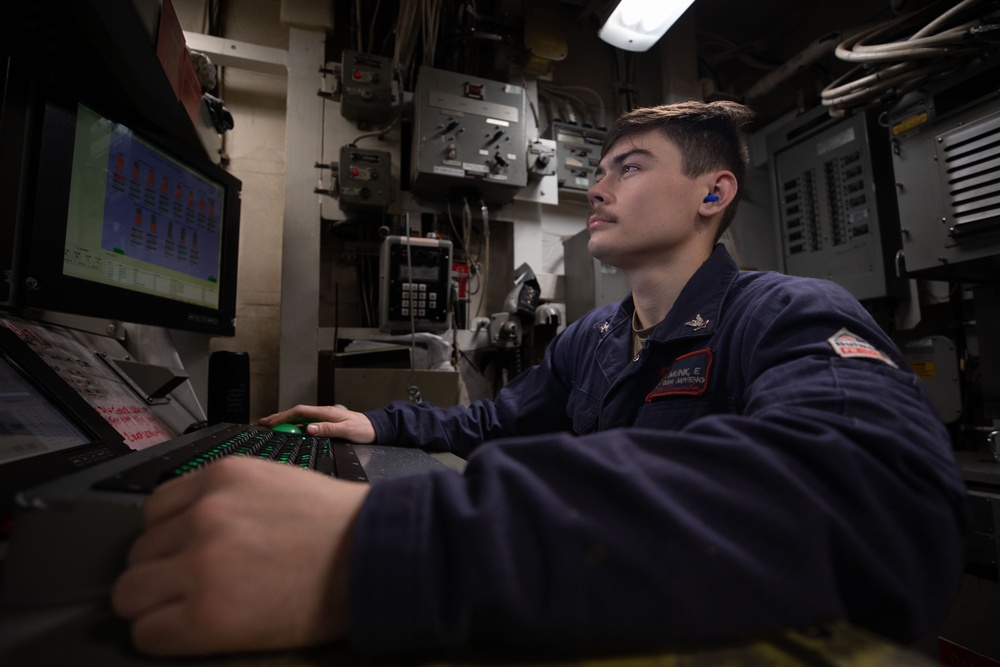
[175,0,289,421]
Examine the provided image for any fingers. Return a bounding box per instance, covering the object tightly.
[257,404,376,443]
[112,554,188,620]
[115,556,261,656]
[128,600,199,656]
[304,421,341,436]
[112,458,366,655]
[126,511,190,567]
[306,413,376,443]
[139,467,209,526]
[258,404,334,426]
[127,473,237,565]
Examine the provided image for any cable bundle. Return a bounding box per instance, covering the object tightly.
[821,0,1000,116]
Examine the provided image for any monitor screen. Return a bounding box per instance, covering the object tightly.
[0,326,131,517]
[64,104,226,313]
[0,355,92,466]
[17,94,241,336]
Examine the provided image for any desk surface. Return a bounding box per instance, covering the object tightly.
[0,603,937,666]
[956,449,1000,488]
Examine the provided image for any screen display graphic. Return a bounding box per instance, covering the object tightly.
[0,355,91,466]
[62,105,225,310]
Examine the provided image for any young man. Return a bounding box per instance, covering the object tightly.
[112,101,967,657]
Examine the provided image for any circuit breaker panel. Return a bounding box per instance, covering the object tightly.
[888,56,1000,282]
[410,66,528,205]
[379,236,453,333]
[768,107,904,301]
[553,122,605,192]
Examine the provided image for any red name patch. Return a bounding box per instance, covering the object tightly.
[646,348,713,400]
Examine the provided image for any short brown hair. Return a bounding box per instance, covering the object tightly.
[602,101,755,238]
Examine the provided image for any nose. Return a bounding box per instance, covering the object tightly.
[587,178,609,207]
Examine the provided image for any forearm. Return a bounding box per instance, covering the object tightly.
[364,351,575,456]
[348,364,966,655]
[365,399,509,456]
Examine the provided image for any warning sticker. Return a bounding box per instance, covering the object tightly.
[891,111,928,137]
[827,328,897,368]
[646,349,713,400]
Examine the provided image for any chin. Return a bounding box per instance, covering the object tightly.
[587,243,619,267]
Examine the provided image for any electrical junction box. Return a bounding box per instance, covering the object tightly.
[410,66,528,205]
[379,235,453,333]
[338,146,391,211]
[553,122,605,192]
[340,50,395,126]
[887,55,1000,282]
[767,106,905,301]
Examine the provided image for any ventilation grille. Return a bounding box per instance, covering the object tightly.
[942,111,1000,237]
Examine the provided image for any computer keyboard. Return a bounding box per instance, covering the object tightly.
[93,424,367,493]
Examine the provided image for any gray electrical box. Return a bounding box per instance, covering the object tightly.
[338,145,391,211]
[888,56,1000,282]
[553,122,605,192]
[410,66,528,205]
[562,228,629,323]
[767,107,905,301]
[902,335,961,423]
[340,50,395,126]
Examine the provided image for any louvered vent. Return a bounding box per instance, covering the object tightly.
[942,110,1000,237]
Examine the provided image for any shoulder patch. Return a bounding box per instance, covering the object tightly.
[827,328,897,367]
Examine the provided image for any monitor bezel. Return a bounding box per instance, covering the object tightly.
[17,89,242,337]
[0,325,133,517]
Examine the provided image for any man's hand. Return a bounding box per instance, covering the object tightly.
[111,457,369,656]
[259,404,377,443]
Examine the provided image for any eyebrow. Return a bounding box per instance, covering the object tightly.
[594,147,655,180]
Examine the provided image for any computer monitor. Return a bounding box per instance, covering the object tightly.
[14,92,242,336]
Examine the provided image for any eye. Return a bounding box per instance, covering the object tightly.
[622,165,639,174]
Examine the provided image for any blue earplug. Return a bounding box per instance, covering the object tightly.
[704,193,719,203]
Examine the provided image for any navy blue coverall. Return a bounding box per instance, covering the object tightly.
[352,244,967,655]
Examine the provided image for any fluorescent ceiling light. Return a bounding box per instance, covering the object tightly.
[598,0,697,52]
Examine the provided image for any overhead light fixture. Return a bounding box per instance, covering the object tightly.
[598,0,697,52]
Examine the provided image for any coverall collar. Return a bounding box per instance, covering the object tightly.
[599,243,740,344]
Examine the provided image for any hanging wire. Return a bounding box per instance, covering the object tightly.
[355,0,364,52]
[368,0,383,56]
[348,115,400,146]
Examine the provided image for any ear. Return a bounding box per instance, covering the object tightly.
[699,171,737,215]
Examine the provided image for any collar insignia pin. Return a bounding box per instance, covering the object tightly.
[598,321,610,335]
[685,314,709,331]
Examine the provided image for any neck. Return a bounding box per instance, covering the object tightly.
[627,247,712,329]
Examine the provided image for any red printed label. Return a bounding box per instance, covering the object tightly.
[827,328,897,367]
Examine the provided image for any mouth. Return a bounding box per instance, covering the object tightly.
[588,209,616,229]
